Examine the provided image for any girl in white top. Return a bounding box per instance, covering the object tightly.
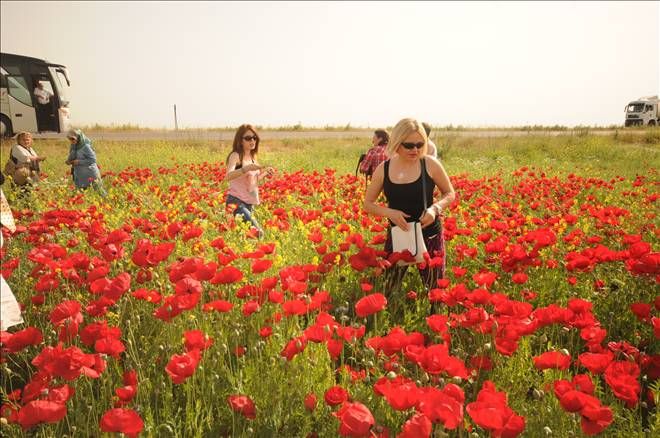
[10,131,46,184]
[0,175,23,330]
[224,124,274,237]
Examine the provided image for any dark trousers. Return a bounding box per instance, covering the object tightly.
[37,103,54,131]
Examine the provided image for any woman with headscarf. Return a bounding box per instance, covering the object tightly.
[65,129,106,195]
[0,172,24,330]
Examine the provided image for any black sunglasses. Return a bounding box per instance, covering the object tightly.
[400,142,425,150]
[242,135,258,142]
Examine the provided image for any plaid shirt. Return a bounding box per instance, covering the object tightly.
[359,144,387,176]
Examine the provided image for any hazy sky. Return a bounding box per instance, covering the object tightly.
[1,1,658,128]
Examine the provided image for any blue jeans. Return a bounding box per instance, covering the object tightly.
[226,194,262,234]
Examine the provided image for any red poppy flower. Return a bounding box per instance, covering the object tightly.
[511,272,528,284]
[580,403,613,436]
[326,339,344,360]
[280,335,307,361]
[202,299,233,313]
[174,276,202,295]
[377,377,419,411]
[533,351,571,370]
[466,381,525,437]
[355,293,387,318]
[228,394,256,419]
[572,374,595,395]
[426,314,449,334]
[31,343,105,380]
[304,393,317,411]
[416,385,464,429]
[49,300,82,327]
[210,266,243,284]
[578,351,614,374]
[252,259,273,274]
[184,330,213,351]
[324,385,350,406]
[165,349,200,384]
[16,400,67,429]
[630,302,651,322]
[242,300,261,316]
[100,408,144,438]
[283,299,309,316]
[132,288,162,303]
[79,321,121,347]
[604,361,640,408]
[473,271,498,288]
[2,327,43,353]
[94,337,125,358]
[333,401,374,437]
[399,413,432,438]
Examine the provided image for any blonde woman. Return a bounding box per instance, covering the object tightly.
[364,117,455,295]
[7,131,45,187]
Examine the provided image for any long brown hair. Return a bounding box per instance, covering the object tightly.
[228,124,260,162]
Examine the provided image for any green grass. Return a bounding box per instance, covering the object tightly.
[2,131,658,183]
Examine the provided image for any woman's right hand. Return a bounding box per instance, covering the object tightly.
[387,209,411,230]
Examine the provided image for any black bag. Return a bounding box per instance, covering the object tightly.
[355,153,367,176]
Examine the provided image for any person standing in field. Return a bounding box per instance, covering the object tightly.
[359,129,389,179]
[0,171,24,331]
[422,122,438,158]
[33,80,54,132]
[5,131,45,193]
[65,129,106,195]
[225,124,274,238]
[363,117,455,304]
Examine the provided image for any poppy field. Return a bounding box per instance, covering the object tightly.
[0,132,658,437]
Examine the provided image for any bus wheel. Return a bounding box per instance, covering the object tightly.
[649,120,657,126]
[0,115,12,138]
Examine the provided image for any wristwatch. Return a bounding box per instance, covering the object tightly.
[432,204,442,216]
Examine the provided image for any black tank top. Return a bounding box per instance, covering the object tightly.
[383,159,440,237]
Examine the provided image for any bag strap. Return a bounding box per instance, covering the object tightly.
[421,158,428,211]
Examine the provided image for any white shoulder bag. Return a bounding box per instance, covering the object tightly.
[391,159,429,265]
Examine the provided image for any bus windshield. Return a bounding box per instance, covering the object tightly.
[627,103,644,113]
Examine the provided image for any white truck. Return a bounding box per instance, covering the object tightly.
[624,96,659,127]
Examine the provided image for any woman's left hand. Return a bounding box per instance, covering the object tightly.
[419,207,436,228]
[262,167,274,177]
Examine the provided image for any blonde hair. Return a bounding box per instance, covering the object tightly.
[16,131,32,145]
[386,118,428,157]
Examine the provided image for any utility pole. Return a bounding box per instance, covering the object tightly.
[174,104,178,130]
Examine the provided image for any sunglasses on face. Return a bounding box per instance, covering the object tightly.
[400,142,425,150]
[242,135,258,142]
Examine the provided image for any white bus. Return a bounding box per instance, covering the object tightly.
[1,52,72,137]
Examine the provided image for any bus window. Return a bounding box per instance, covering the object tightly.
[7,75,33,106]
[3,64,21,76]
